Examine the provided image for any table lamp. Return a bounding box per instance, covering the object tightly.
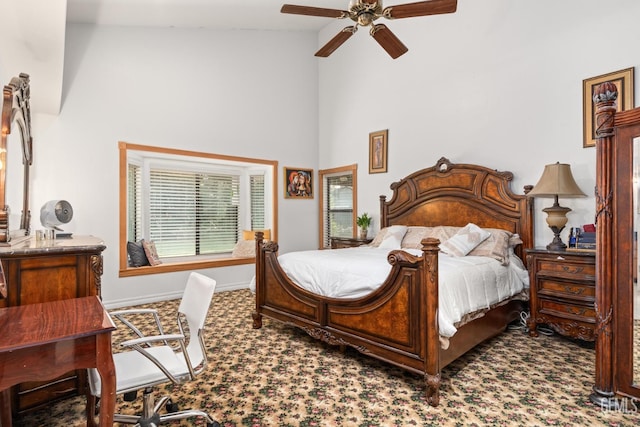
[527,162,586,251]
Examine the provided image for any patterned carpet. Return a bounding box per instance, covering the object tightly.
[14,289,640,426]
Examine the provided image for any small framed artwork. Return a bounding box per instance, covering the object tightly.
[284,167,313,199]
[369,129,388,174]
[583,67,634,148]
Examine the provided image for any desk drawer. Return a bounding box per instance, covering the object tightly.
[16,372,78,413]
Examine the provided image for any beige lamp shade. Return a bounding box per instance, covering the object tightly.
[527,162,586,198]
[528,162,586,251]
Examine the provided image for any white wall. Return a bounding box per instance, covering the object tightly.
[29,25,319,307]
[317,0,640,247]
[12,0,640,306]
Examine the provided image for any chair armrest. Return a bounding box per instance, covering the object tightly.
[109,308,158,316]
[120,334,185,348]
[110,309,165,342]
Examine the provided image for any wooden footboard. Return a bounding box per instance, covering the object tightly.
[253,233,445,405]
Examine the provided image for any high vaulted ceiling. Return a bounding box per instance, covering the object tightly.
[2,0,349,115]
[66,0,348,31]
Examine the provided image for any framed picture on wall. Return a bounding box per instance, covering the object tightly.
[369,129,388,174]
[583,67,634,148]
[284,167,313,199]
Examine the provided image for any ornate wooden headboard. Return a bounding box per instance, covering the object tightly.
[379,157,534,259]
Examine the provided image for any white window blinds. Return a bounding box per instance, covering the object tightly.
[323,173,354,247]
[148,169,239,257]
[127,163,142,242]
[250,174,265,230]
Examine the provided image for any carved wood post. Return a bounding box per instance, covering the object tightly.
[252,231,265,329]
[589,81,617,406]
[379,195,387,227]
[421,237,441,407]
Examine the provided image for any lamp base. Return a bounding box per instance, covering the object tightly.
[546,225,567,251]
[542,201,571,252]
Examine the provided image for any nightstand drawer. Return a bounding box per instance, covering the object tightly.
[536,259,595,281]
[537,279,595,302]
[538,299,596,324]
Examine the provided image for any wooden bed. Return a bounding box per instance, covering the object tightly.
[252,157,534,406]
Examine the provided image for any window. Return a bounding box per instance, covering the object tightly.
[119,142,277,276]
[147,169,239,257]
[319,164,357,248]
[250,175,265,229]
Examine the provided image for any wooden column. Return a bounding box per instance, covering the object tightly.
[589,81,617,406]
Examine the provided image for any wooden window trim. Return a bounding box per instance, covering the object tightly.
[318,164,358,249]
[118,141,278,277]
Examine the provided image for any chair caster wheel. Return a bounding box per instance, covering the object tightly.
[207,422,221,427]
[165,399,179,413]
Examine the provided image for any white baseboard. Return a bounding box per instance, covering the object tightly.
[104,281,250,310]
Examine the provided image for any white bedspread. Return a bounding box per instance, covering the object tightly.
[275,246,529,338]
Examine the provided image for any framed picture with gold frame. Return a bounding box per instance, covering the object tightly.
[583,67,634,148]
[369,129,388,174]
[284,167,313,199]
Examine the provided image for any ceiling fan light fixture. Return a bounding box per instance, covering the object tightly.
[357,12,376,26]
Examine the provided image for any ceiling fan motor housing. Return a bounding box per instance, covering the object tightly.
[349,1,382,26]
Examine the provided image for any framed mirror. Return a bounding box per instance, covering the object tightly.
[0,73,33,244]
[591,81,640,406]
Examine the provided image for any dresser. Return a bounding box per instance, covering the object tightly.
[0,235,106,415]
[526,248,596,341]
[330,237,373,249]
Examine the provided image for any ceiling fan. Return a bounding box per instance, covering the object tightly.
[281,0,457,59]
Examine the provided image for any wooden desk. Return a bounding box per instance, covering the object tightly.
[0,235,106,412]
[0,296,116,426]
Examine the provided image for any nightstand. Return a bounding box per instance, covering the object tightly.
[330,237,372,249]
[526,248,596,341]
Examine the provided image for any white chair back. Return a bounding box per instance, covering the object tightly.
[179,272,217,369]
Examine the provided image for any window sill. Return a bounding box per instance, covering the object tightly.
[119,256,255,277]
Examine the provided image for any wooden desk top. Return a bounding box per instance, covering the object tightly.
[0,296,115,352]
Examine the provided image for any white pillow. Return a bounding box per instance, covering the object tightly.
[368,227,389,247]
[378,225,408,249]
[439,223,491,257]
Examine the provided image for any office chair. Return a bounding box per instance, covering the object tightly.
[87,272,219,427]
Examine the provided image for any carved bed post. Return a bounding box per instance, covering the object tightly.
[589,81,617,406]
[252,231,265,329]
[421,237,441,406]
[379,195,387,227]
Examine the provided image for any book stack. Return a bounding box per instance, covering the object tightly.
[566,224,596,252]
[576,231,596,250]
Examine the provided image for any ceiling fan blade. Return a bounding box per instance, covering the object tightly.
[281,4,349,19]
[315,26,358,57]
[370,24,408,59]
[383,0,457,19]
